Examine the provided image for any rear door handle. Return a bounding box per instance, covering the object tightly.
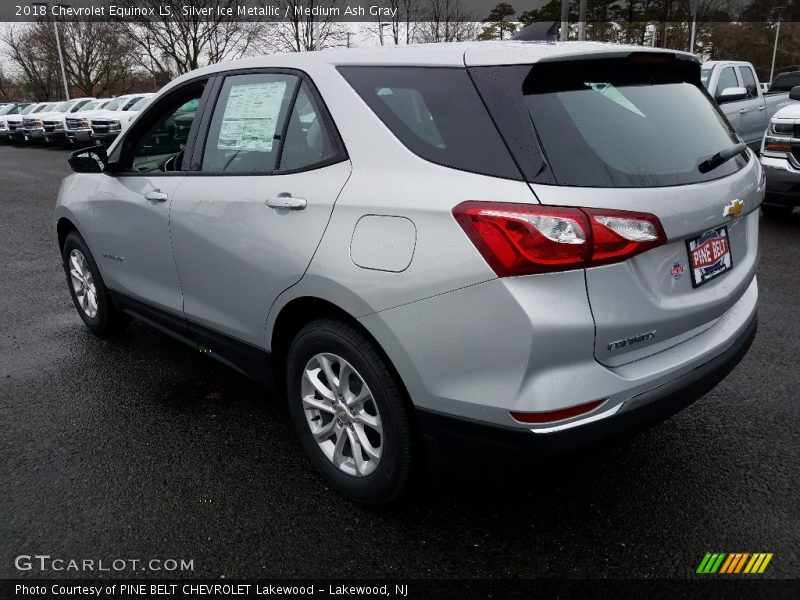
[266,194,306,210]
[144,190,169,203]
[758,105,766,111]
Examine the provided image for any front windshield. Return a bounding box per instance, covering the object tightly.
[35,104,55,113]
[54,100,77,112]
[21,104,37,115]
[0,104,19,115]
[103,98,125,111]
[701,68,712,89]
[121,97,143,110]
[128,97,150,111]
[81,101,98,111]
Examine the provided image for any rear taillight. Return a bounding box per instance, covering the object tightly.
[453,202,666,277]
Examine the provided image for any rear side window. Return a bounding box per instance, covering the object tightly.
[471,57,747,188]
[338,66,521,180]
[738,67,758,98]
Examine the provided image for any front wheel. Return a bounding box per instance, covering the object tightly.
[286,318,414,506]
[62,231,128,335]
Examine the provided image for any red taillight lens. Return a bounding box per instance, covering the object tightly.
[510,399,606,424]
[453,202,666,277]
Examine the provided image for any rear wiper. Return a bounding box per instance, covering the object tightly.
[698,142,747,174]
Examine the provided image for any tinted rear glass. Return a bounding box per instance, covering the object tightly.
[471,58,747,188]
[338,66,521,180]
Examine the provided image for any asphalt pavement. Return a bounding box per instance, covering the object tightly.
[1,144,798,580]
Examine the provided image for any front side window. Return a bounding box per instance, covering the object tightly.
[715,66,739,98]
[201,73,297,173]
[121,87,203,172]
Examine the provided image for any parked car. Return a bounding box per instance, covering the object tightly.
[40,97,96,145]
[0,102,32,140]
[58,43,761,504]
[90,93,154,145]
[702,60,796,151]
[65,98,114,146]
[769,70,800,94]
[7,102,55,142]
[760,86,800,215]
[23,98,94,143]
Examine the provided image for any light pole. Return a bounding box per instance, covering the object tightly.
[689,1,697,54]
[560,0,569,41]
[578,0,587,41]
[33,2,70,100]
[769,7,785,86]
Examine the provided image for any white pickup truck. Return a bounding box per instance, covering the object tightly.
[760,86,800,215]
[702,61,796,151]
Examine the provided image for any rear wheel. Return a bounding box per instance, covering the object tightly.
[286,318,414,505]
[62,231,128,335]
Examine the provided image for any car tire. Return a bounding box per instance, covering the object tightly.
[761,203,793,217]
[286,318,414,506]
[62,231,128,335]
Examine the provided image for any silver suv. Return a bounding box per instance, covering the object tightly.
[56,43,761,505]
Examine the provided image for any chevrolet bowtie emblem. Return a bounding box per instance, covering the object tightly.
[723,199,744,218]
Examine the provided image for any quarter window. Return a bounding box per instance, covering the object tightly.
[278,82,338,171]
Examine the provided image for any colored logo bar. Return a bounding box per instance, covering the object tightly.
[696,552,773,574]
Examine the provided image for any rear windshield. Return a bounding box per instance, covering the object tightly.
[471,58,748,188]
[338,66,521,180]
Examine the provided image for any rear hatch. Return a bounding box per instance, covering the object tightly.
[467,46,761,366]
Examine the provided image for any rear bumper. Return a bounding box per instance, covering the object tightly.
[761,155,800,205]
[418,313,757,471]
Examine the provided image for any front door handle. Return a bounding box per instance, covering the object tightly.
[266,194,306,210]
[144,190,169,203]
[758,105,766,111]
[738,108,748,114]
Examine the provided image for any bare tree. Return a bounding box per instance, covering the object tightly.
[0,23,61,100]
[371,0,421,45]
[415,0,480,43]
[39,21,139,96]
[259,0,348,53]
[118,0,259,77]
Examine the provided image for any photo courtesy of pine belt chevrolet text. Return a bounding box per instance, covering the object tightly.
[55,41,763,505]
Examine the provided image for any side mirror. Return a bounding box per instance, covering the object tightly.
[790,86,800,101]
[68,145,108,173]
[717,86,748,103]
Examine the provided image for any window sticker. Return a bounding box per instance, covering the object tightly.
[218,81,287,152]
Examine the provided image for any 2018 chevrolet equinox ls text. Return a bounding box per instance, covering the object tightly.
[55,42,761,505]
